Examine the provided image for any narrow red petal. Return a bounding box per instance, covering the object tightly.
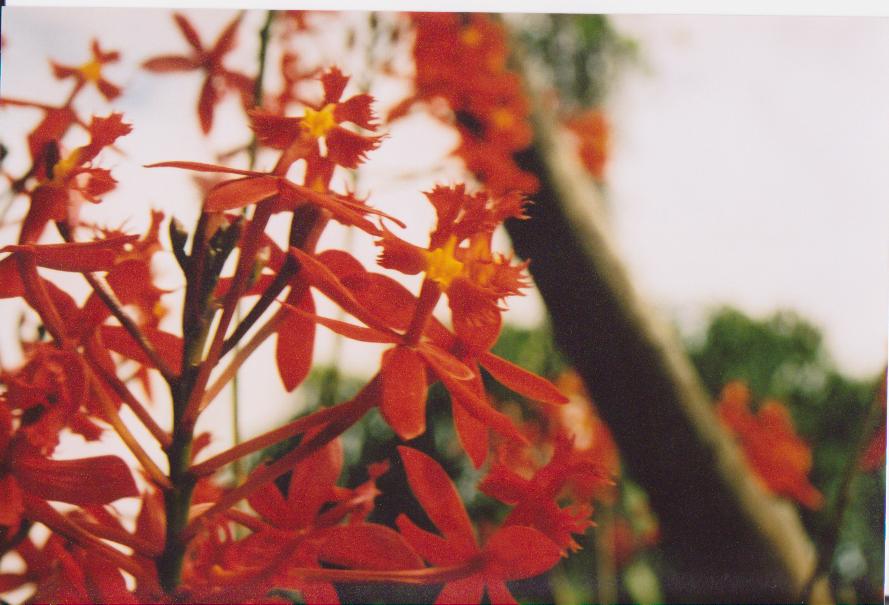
[395,514,461,567]
[100,325,184,372]
[205,176,279,211]
[12,451,138,506]
[397,447,477,554]
[173,13,204,52]
[452,394,489,469]
[276,290,315,392]
[479,352,569,405]
[381,347,428,440]
[142,55,197,72]
[317,523,425,571]
[197,76,218,134]
[435,577,485,605]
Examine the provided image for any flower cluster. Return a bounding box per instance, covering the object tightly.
[0,13,615,603]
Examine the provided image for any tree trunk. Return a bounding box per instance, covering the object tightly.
[504,50,830,604]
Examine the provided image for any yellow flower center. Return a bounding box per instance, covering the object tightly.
[491,107,515,130]
[425,236,464,288]
[50,150,81,183]
[460,26,482,47]
[309,176,327,193]
[79,59,103,83]
[302,103,337,138]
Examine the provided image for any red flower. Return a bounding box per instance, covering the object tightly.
[716,381,823,509]
[51,39,122,101]
[19,113,131,243]
[480,433,609,554]
[142,12,253,133]
[396,447,562,605]
[249,67,382,179]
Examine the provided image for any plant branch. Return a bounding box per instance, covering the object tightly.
[56,222,178,383]
[87,369,172,489]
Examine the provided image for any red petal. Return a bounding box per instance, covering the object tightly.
[100,325,183,372]
[417,345,474,381]
[435,577,485,605]
[317,523,424,571]
[248,109,302,149]
[205,176,279,211]
[276,290,315,392]
[381,347,428,440]
[395,514,460,567]
[325,127,381,169]
[375,228,427,276]
[51,61,79,80]
[447,278,501,353]
[209,12,243,60]
[289,247,394,335]
[0,475,24,527]
[397,447,477,554]
[12,451,138,506]
[96,78,122,101]
[341,274,417,331]
[142,55,197,72]
[479,352,568,405]
[483,525,561,580]
[0,256,25,298]
[452,393,489,469]
[197,76,218,134]
[287,438,343,527]
[478,463,532,506]
[484,581,518,605]
[321,67,348,104]
[424,354,527,444]
[173,13,204,52]
[2,235,136,273]
[281,303,396,344]
[334,94,377,130]
[247,481,290,528]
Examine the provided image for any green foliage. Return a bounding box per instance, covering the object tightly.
[517,14,637,110]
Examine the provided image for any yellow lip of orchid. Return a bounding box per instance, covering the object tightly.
[301,103,337,139]
[424,235,464,288]
[79,58,104,83]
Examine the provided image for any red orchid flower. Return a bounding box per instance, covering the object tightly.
[19,113,131,244]
[480,433,610,554]
[396,447,562,605]
[51,39,122,101]
[716,381,823,509]
[142,12,253,134]
[376,184,529,353]
[284,247,527,445]
[249,67,382,179]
